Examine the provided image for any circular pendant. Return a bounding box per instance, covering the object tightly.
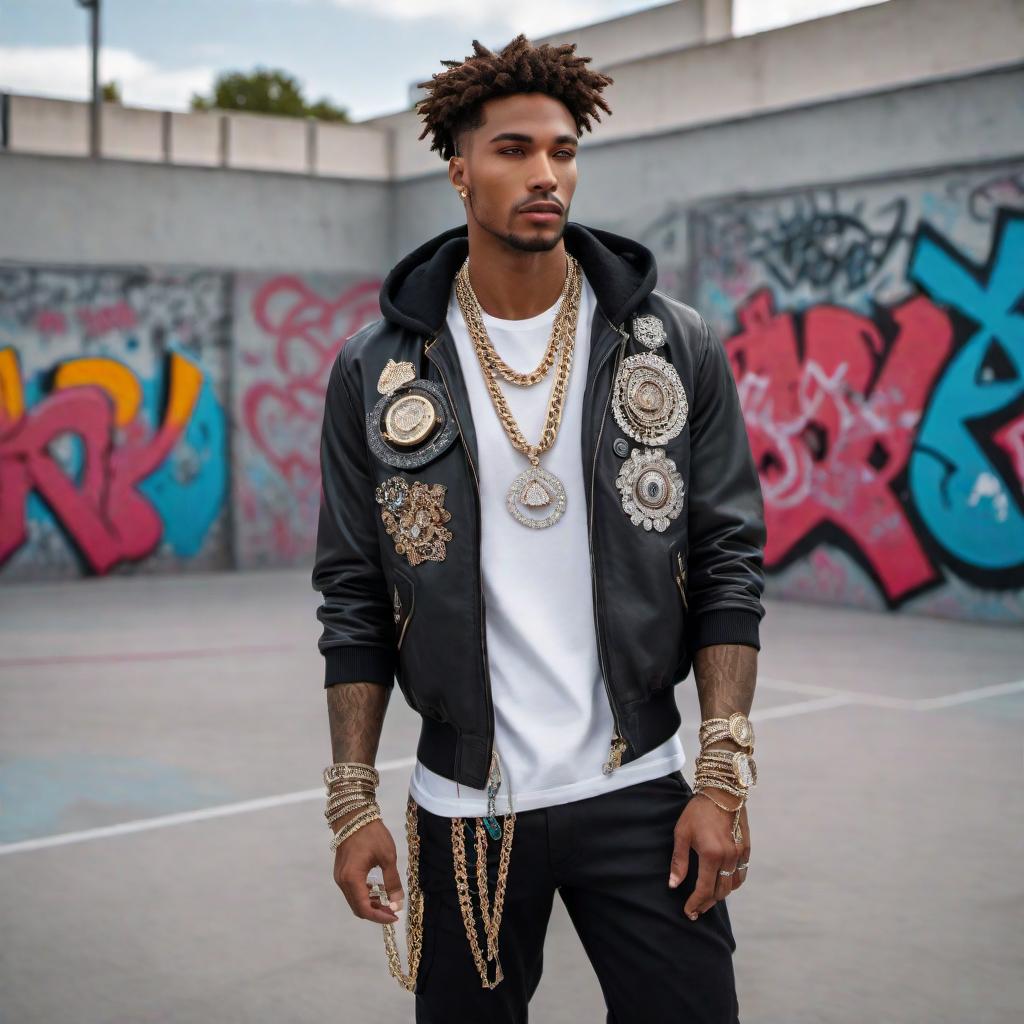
[506,466,567,529]
[615,447,685,532]
[384,393,436,447]
[612,352,688,446]
[366,379,458,470]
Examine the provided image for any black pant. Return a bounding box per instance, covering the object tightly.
[411,770,739,1023]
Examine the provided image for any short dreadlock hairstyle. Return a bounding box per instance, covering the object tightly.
[415,33,614,161]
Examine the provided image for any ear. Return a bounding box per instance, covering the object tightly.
[448,155,466,190]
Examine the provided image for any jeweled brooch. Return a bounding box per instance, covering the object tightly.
[374,475,453,566]
[612,351,688,446]
[615,447,685,532]
[633,313,668,350]
[367,359,458,471]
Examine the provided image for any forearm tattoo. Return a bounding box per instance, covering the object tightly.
[692,643,758,727]
[326,682,391,766]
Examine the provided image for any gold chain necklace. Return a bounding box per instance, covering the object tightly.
[457,254,573,387]
[454,252,582,529]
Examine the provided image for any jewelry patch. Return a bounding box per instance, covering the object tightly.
[615,447,685,532]
[633,313,668,350]
[375,476,453,566]
[612,351,688,446]
[367,376,458,470]
[377,358,417,396]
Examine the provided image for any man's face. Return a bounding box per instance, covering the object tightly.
[452,92,579,253]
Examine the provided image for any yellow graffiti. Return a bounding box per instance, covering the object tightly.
[54,357,143,426]
[165,353,203,428]
[0,347,24,421]
[0,346,203,430]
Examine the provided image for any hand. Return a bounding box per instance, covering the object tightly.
[332,813,405,926]
[668,790,750,920]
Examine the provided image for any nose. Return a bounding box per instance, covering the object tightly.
[527,155,558,193]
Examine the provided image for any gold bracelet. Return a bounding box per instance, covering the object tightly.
[329,805,382,850]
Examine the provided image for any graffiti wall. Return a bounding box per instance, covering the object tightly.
[682,162,1024,622]
[231,273,381,569]
[0,267,232,581]
[0,265,383,581]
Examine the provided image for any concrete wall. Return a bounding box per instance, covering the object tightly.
[4,95,391,179]
[0,155,392,271]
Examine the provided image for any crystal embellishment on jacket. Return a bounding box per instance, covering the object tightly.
[612,351,689,447]
[615,447,685,532]
[375,476,453,566]
[632,313,668,350]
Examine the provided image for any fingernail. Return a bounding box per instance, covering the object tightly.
[688,911,698,921]
[389,900,401,911]
[668,875,679,888]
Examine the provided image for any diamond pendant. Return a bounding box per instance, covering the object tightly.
[506,465,567,529]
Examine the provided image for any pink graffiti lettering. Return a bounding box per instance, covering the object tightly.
[0,349,203,574]
[75,301,138,336]
[725,288,954,602]
[34,309,69,334]
[242,277,381,496]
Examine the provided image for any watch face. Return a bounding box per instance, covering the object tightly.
[729,713,754,748]
[734,752,756,789]
[366,378,458,470]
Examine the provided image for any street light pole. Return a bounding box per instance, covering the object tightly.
[77,0,101,158]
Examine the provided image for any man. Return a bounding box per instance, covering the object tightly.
[312,33,766,1024]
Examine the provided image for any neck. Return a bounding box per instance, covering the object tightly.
[464,223,568,320]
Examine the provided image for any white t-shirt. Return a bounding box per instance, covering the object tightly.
[408,267,685,817]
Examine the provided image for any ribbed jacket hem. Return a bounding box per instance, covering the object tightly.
[322,645,396,688]
[691,608,761,651]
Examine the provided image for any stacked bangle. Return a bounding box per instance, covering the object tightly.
[692,714,757,846]
[324,761,383,851]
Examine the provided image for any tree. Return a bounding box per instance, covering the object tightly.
[190,68,350,122]
[101,80,121,103]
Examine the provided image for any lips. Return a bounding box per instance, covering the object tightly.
[520,203,562,216]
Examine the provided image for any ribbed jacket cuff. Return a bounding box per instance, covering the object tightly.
[323,645,396,688]
[691,608,761,651]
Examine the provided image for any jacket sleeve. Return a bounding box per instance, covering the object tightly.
[684,313,767,651]
[311,346,396,688]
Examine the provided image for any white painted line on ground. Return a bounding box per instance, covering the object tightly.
[0,755,416,857]
[0,644,298,669]
[758,675,1024,710]
[749,695,854,720]
[2,678,1021,857]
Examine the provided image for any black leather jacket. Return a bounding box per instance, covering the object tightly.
[312,222,766,789]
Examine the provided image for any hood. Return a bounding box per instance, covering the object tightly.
[379,220,658,338]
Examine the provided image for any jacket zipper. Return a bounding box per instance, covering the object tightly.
[594,317,631,774]
[394,582,414,648]
[675,551,689,612]
[423,332,496,785]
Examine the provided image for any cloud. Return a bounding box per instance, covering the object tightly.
[0,46,214,110]
[312,0,643,37]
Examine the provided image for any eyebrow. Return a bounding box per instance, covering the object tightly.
[488,132,579,146]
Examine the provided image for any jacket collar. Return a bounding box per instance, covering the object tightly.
[379,220,658,337]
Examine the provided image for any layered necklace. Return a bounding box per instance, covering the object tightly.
[454,252,582,529]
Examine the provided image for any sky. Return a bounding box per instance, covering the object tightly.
[0,0,888,121]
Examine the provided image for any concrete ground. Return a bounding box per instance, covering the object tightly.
[0,568,1021,1024]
